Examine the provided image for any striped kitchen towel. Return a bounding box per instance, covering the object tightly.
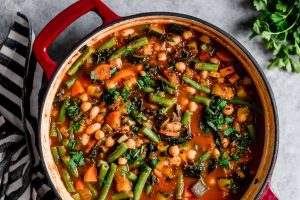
[0,13,57,199]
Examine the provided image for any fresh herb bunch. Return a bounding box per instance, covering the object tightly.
[251,0,300,72]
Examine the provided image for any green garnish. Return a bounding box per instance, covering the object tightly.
[250,0,300,72]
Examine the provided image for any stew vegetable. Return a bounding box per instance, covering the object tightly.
[50,23,263,200]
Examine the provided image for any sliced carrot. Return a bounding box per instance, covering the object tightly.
[106,111,121,130]
[92,64,111,81]
[80,76,91,89]
[219,66,235,77]
[162,67,179,85]
[85,139,96,154]
[228,73,240,84]
[75,179,85,191]
[198,50,210,61]
[84,164,97,183]
[217,51,233,62]
[72,80,85,97]
[159,129,179,137]
[105,67,137,88]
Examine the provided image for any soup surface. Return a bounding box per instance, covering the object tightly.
[49,23,262,200]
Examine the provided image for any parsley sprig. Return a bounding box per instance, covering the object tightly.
[251,0,300,72]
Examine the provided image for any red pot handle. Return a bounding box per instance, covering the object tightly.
[33,0,121,80]
[260,183,278,200]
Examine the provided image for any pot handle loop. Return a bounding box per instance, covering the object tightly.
[33,0,120,80]
[260,183,278,200]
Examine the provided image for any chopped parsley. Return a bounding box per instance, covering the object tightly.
[137,74,151,89]
[67,139,76,149]
[90,70,98,80]
[218,157,230,169]
[149,158,159,169]
[110,67,118,76]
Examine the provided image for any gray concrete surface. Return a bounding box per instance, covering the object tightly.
[1,0,300,199]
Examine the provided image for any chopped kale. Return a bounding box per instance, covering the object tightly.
[110,67,118,76]
[137,74,151,89]
[218,157,230,169]
[183,163,205,178]
[67,139,76,149]
[149,158,159,169]
[168,24,186,34]
[70,151,85,166]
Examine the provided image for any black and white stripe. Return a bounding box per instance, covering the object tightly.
[0,13,56,199]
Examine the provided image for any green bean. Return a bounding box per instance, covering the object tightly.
[62,156,79,177]
[98,163,117,200]
[131,110,147,124]
[127,172,138,181]
[68,47,95,76]
[50,122,57,137]
[112,192,134,200]
[51,147,59,164]
[182,76,210,94]
[97,160,108,167]
[247,124,256,141]
[141,87,155,93]
[150,95,177,108]
[57,145,66,157]
[181,111,192,127]
[164,85,174,95]
[198,151,211,162]
[109,37,148,61]
[190,95,211,106]
[86,183,98,198]
[145,184,152,195]
[175,170,184,199]
[65,77,76,89]
[140,127,160,143]
[62,169,76,193]
[194,62,219,71]
[107,143,128,163]
[58,100,70,123]
[134,165,152,200]
[98,162,109,188]
[97,37,117,52]
[72,193,81,200]
[158,75,178,89]
[57,130,63,143]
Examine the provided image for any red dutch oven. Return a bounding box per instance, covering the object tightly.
[33,0,279,199]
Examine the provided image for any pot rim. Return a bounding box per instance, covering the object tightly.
[38,12,279,200]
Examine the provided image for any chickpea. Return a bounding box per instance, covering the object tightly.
[118,157,128,165]
[243,76,252,85]
[179,97,189,107]
[121,28,134,37]
[135,138,143,148]
[237,107,250,123]
[169,145,180,157]
[81,102,92,112]
[212,148,221,159]
[158,52,167,61]
[89,106,100,120]
[237,87,248,99]
[187,150,197,160]
[121,125,130,134]
[209,57,220,65]
[165,122,182,132]
[169,156,181,166]
[183,30,193,40]
[186,86,196,95]
[95,114,105,124]
[189,102,198,112]
[175,62,186,73]
[200,35,211,44]
[81,134,90,146]
[221,138,230,148]
[200,70,208,79]
[86,123,101,135]
[110,58,122,68]
[140,70,147,77]
[126,138,136,149]
[223,104,234,116]
[105,136,115,147]
[95,130,105,140]
[136,64,143,71]
[143,44,152,55]
[168,35,181,46]
[79,93,89,102]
